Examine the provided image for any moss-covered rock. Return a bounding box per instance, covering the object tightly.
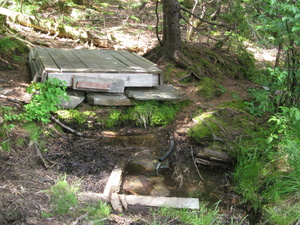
[188,101,256,154]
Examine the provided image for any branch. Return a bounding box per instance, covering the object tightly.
[50,115,86,137]
[180,6,234,29]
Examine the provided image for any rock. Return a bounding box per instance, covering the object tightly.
[126,148,159,174]
[125,84,186,101]
[123,175,154,195]
[86,92,135,106]
[58,89,85,109]
[123,175,170,197]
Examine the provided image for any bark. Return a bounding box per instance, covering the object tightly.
[0,7,109,47]
[162,0,181,59]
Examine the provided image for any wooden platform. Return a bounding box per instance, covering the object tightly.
[29,47,163,93]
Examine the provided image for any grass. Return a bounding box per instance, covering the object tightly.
[46,175,80,215]
[149,203,221,225]
[232,110,300,224]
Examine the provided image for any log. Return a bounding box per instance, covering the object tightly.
[0,7,109,47]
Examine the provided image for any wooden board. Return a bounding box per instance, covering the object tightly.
[103,160,127,199]
[29,47,163,91]
[123,195,200,210]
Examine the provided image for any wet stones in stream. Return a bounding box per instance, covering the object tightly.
[123,148,172,197]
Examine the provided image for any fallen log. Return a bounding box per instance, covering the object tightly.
[0,7,109,47]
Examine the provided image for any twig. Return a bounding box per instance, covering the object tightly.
[0,94,27,104]
[50,115,86,137]
[72,212,89,225]
[180,6,234,29]
[88,218,108,225]
[32,141,49,168]
[191,146,204,181]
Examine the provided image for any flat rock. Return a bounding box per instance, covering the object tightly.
[123,175,170,197]
[87,92,135,106]
[125,84,186,101]
[126,148,159,174]
[58,90,85,109]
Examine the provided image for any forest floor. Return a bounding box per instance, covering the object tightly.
[0,3,277,225]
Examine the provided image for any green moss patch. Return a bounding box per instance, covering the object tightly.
[195,77,223,100]
[0,36,29,70]
[188,103,257,153]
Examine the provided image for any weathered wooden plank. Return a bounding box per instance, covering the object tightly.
[81,49,117,73]
[132,52,162,74]
[111,192,123,212]
[118,50,161,74]
[48,72,154,87]
[103,160,127,199]
[46,48,77,72]
[123,195,200,210]
[35,47,60,72]
[73,76,125,93]
[107,50,148,73]
[72,49,105,72]
[102,50,136,73]
[59,49,91,72]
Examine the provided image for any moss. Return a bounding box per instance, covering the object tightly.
[56,109,96,124]
[188,113,224,142]
[195,77,222,100]
[0,37,29,56]
[220,100,247,111]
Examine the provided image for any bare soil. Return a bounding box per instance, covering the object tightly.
[0,3,268,224]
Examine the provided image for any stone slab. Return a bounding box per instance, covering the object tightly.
[86,92,135,106]
[125,84,186,101]
[58,89,85,109]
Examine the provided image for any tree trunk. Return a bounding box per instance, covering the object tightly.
[162,0,181,59]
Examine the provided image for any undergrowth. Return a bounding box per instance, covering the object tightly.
[101,100,189,129]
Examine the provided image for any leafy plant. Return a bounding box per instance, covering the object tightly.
[21,78,69,123]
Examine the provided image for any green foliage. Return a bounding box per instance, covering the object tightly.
[104,109,122,128]
[46,175,80,215]
[24,122,42,142]
[150,204,221,225]
[233,105,300,223]
[188,112,222,142]
[0,37,29,62]
[57,109,96,124]
[22,78,69,123]
[195,77,222,100]
[125,100,186,128]
[83,201,111,224]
